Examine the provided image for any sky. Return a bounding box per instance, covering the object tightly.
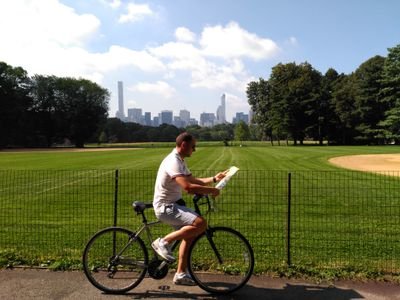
[0,0,399,122]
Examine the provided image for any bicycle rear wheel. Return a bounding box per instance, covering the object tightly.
[82,227,148,294]
[188,226,254,294]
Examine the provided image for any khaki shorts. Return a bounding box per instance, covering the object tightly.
[155,202,199,230]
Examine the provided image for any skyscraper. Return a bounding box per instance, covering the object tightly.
[115,81,125,120]
[216,93,226,124]
[179,109,190,127]
[127,108,142,124]
[160,110,173,125]
[200,112,216,127]
[144,112,152,126]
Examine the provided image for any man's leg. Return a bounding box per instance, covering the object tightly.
[176,237,194,273]
[163,216,207,243]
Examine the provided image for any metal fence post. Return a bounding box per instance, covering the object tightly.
[113,169,119,227]
[287,172,292,266]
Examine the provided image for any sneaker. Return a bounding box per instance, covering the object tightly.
[173,272,196,286]
[151,238,175,262]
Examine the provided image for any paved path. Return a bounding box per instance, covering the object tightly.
[1,269,400,300]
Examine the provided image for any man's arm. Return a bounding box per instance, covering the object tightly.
[175,176,220,197]
[187,170,228,186]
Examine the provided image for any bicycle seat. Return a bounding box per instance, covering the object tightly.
[132,201,153,213]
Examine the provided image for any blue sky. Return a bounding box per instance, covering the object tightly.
[0,0,399,122]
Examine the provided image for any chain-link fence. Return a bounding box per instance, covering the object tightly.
[1,169,400,274]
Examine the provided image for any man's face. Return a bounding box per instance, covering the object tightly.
[182,139,196,157]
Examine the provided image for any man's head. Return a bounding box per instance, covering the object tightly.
[176,132,196,158]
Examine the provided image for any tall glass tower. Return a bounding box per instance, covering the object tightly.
[216,93,226,124]
[116,81,125,120]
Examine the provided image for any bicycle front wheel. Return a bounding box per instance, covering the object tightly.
[188,226,254,294]
[82,227,148,294]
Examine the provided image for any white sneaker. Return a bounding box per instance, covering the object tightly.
[173,272,196,286]
[151,238,175,262]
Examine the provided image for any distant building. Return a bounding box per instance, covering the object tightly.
[115,81,126,120]
[173,116,185,128]
[179,109,190,127]
[144,112,151,126]
[189,118,198,126]
[232,112,249,124]
[216,94,226,124]
[127,108,142,124]
[153,116,160,127]
[200,112,216,127]
[160,110,173,125]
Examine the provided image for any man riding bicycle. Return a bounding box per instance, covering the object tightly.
[152,132,227,285]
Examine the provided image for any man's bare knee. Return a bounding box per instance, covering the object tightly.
[192,216,207,233]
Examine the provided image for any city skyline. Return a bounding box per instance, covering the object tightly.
[119,83,249,127]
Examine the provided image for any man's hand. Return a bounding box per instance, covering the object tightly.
[214,170,229,182]
[210,188,220,197]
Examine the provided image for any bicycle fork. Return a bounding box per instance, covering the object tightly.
[205,228,223,264]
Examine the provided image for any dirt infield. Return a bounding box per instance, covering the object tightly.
[329,154,400,173]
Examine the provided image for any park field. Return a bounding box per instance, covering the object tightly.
[1,143,400,279]
[1,143,400,170]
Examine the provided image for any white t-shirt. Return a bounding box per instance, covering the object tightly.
[153,148,191,209]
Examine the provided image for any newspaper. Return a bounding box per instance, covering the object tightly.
[215,166,239,190]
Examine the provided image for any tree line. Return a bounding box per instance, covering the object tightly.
[99,118,251,144]
[247,44,400,145]
[0,62,109,148]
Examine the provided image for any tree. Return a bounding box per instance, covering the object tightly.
[0,62,32,147]
[53,77,109,147]
[331,74,359,144]
[379,44,400,143]
[321,68,342,144]
[247,78,273,142]
[234,121,250,143]
[268,62,322,145]
[353,55,386,144]
[30,75,59,146]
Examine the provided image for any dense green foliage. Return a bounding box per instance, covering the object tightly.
[248,44,400,145]
[0,63,109,148]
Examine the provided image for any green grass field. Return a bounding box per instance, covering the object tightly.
[1,143,400,279]
[1,143,400,170]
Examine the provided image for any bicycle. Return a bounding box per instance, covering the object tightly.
[82,194,254,295]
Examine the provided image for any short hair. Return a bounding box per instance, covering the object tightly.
[176,132,194,146]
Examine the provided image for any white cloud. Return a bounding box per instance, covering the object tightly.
[118,2,153,23]
[0,1,165,84]
[0,0,100,48]
[200,21,279,60]
[99,0,121,9]
[94,45,165,73]
[129,81,176,99]
[175,27,196,43]
[149,41,252,92]
[109,0,122,9]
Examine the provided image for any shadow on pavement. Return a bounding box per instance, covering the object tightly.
[123,283,364,299]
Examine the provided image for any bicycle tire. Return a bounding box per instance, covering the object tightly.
[82,227,148,294]
[188,226,254,294]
